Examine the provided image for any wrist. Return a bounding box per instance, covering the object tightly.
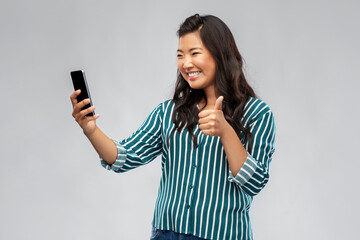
[84,126,98,139]
[219,121,233,139]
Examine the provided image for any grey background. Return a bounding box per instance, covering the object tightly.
[1,0,359,239]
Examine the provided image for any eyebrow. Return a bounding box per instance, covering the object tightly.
[177,47,203,52]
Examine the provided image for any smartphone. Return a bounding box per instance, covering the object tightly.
[70,70,95,116]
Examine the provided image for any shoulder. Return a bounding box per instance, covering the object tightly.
[162,99,174,107]
[153,99,175,120]
[151,99,173,111]
[158,99,175,112]
[243,97,274,125]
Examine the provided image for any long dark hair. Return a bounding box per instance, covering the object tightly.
[171,14,256,151]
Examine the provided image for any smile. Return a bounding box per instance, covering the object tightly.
[188,71,201,77]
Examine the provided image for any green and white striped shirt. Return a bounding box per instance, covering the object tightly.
[101,97,276,240]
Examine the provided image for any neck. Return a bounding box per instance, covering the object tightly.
[200,86,217,108]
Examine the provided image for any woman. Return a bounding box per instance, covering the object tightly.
[70,14,275,240]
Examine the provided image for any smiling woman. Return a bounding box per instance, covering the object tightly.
[177,31,216,94]
[70,14,276,240]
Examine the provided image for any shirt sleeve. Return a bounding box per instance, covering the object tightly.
[227,109,276,196]
[100,103,163,173]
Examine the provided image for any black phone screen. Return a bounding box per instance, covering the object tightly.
[71,70,94,116]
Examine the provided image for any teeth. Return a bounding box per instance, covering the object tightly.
[188,71,200,77]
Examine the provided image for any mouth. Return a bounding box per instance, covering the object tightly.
[187,71,201,80]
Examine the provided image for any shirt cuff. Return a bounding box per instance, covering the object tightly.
[227,153,257,186]
[100,140,127,172]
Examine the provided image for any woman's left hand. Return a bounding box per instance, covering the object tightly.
[198,96,229,137]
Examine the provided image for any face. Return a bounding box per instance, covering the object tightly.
[177,31,216,93]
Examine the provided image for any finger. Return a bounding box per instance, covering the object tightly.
[214,96,224,110]
[85,113,100,121]
[75,113,100,128]
[80,106,96,118]
[75,106,95,121]
[200,129,215,136]
[198,110,212,118]
[70,90,81,105]
[198,117,207,125]
[198,115,213,124]
[199,122,212,130]
[201,120,216,128]
[74,98,91,113]
[199,112,217,123]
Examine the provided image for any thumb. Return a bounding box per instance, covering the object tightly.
[214,96,224,110]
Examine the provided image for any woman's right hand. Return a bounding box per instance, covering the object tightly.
[70,90,100,136]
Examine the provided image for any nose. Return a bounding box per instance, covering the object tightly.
[182,56,193,69]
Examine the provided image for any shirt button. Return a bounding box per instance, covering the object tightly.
[189,185,193,189]
[186,205,190,209]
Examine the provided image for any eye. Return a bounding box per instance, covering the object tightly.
[177,53,183,58]
[192,52,200,55]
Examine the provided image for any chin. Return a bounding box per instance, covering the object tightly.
[188,85,201,90]
[187,82,202,90]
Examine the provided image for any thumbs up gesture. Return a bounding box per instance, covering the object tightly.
[198,96,228,137]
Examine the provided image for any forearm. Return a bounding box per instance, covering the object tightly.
[220,122,248,176]
[85,126,117,165]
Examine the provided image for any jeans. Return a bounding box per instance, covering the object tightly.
[150,228,205,240]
